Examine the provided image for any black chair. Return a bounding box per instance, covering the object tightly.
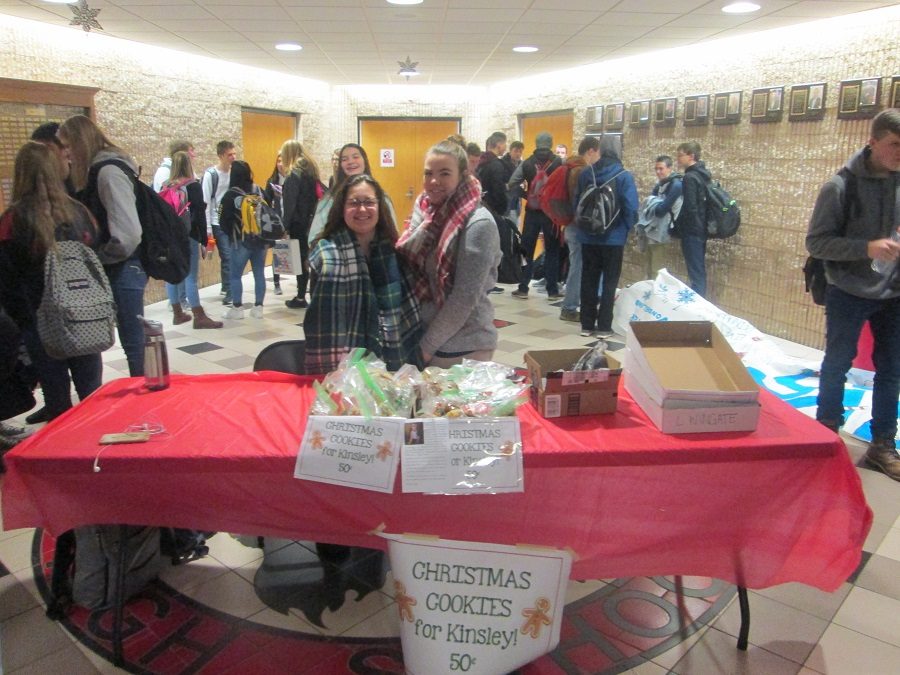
[253,340,307,375]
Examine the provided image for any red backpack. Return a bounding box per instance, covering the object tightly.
[526,161,550,210]
[540,162,574,228]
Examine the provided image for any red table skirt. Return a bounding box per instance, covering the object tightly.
[3,372,871,592]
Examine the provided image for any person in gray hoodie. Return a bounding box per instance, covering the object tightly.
[59,115,147,376]
[806,109,900,480]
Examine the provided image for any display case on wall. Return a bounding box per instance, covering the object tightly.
[838,76,882,119]
[683,94,710,126]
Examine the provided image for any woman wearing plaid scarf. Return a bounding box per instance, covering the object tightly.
[396,141,502,368]
[303,175,422,374]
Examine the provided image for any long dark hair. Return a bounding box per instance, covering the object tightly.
[334,143,373,191]
[319,174,397,245]
[228,160,254,193]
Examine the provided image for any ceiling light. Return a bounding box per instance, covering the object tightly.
[513,46,539,53]
[387,0,424,5]
[43,1,77,4]
[275,42,302,51]
[722,2,760,13]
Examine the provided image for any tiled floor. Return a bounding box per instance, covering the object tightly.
[1,274,899,674]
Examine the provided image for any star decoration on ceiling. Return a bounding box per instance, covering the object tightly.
[397,56,419,74]
[397,56,420,82]
[70,0,103,33]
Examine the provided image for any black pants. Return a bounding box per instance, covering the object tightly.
[581,244,623,333]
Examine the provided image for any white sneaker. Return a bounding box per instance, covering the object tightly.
[224,306,244,320]
[249,305,264,319]
[595,330,614,339]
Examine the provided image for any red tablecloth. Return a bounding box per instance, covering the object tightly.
[2,372,871,591]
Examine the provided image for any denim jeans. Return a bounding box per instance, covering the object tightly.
[581,244,623,333]
[106,254,148,376]
[818,285,900,439]
[213,225,232,294]
[165,241,201,308]
[22,325,102,418]
[519,209,560,295]
[562,226,582,311]
[230,241,267,307]
[680,235,707,297]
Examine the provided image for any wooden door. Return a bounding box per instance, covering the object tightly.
[520,111,574,160]
[241,109,297,184]
[359,118,460,226]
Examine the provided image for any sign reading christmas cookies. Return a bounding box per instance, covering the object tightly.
[380,532,572,674]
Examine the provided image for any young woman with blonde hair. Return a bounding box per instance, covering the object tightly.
[0,141,102,422]
[58,114,147,376]
[279,139,321,309]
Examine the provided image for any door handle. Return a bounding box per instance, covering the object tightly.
[405,187,414,199]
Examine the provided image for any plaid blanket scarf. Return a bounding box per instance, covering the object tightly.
[396,174,482,308]
[303,228,422,374]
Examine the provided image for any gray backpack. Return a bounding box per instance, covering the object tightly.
[73,526,162,609]
[37,241,116,359]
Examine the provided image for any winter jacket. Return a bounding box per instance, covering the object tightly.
[573,157,639,247]
[281,168,319,241]
[507,148,562,211]
[674,161,711,239]
[806,147,900,300]
[475,151,511,216]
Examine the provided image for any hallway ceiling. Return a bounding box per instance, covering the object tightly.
[2,0,896,85]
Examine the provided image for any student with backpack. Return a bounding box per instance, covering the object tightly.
[59,115,147,376]
[573,135,638,338]
[219,160,268,320]
[202,141,237,305]
[674,141,713,297]
[160,151,222,329]
[506,133,563,300]
[0,141,104,423]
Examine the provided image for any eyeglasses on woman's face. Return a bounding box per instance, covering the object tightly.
[345,198,378,210]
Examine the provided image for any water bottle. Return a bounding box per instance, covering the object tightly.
[139,316,170,390]
[871,227,900,275]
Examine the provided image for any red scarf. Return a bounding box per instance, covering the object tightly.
[396,174,481,308]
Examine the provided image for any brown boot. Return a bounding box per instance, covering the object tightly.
[192,305,223,329]
[172,303,192,325]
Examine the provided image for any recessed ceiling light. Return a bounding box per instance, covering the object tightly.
[275,42,302,51]
[722,2,761,13]
[43,0,77,4]
[513,46,539,53]
[387,0,424,5]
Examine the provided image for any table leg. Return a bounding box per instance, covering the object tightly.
[736,586,750,650]
[113,525,127,666]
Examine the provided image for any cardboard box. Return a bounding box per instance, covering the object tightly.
[624,370,760,434]
[625,321,758,405]
[524,348,622,418]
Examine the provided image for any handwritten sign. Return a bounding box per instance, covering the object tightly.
[401,418,523,494]
[294,416,403,493]
[380,532,571,675]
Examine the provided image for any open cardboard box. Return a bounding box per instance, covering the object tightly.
[524,348,622,418]
[624,370,761,434]
[625,321,758,405]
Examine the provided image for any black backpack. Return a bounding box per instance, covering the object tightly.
[803,168,855,305]
[705,179,741,239]
[496,215,523,284]
[575,169,625,236]
[82,159,190,284]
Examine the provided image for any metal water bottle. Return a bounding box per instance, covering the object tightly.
[139,316,170,390]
